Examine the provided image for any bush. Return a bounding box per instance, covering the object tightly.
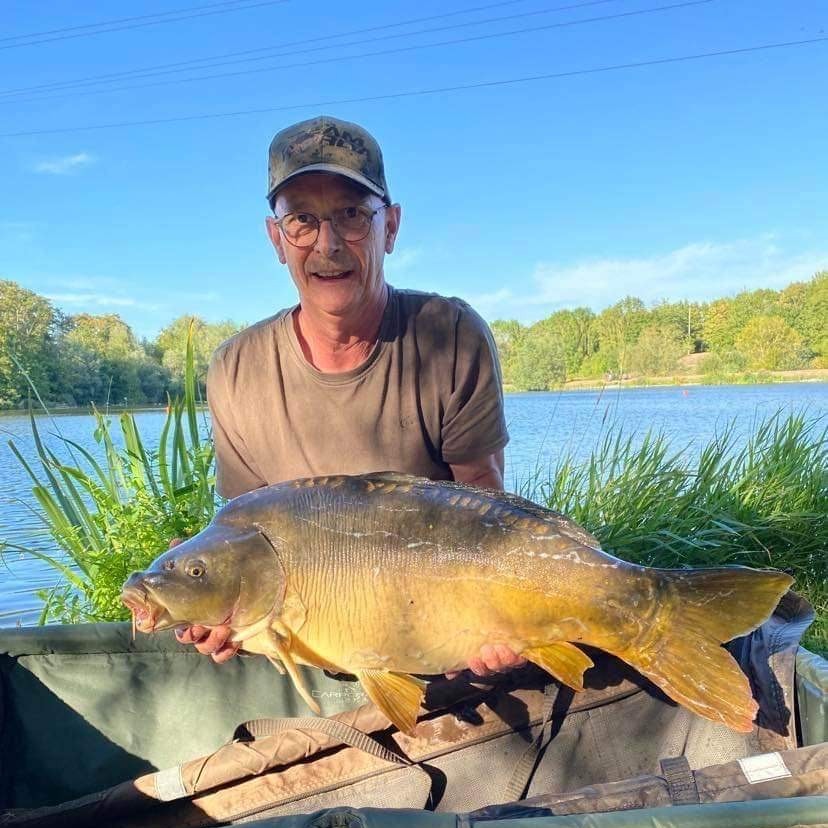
[3,327,218,623]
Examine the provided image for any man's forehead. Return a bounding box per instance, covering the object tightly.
[276,173,375,208]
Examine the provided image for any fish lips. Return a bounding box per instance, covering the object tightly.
[121,582,175,633]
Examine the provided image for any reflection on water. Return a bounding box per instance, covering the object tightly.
[1,383,826,627]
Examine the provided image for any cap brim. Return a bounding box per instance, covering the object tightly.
[267,163,389,206]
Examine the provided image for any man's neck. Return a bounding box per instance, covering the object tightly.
[293,284,389,373]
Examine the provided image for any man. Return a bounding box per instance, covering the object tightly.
[177,115,523,676]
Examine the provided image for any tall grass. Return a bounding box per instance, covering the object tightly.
[526,412,827,655]
[2,327,218,623]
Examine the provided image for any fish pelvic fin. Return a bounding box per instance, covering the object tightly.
[266,630,321,715]
[357,670,426,735]
[523,642,594,691]
[621,567,792,733]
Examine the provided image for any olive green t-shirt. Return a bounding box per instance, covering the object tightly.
[207,286,509,499]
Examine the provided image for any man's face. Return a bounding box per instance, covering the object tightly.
[266,173,401,320]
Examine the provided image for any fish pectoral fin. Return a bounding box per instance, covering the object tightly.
[523,642,594,691]
[265,655,286,675]
[357,670,426,735]
[267,630,321,715]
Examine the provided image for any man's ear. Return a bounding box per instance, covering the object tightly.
[265,216,287,264]
[384,204,401,254]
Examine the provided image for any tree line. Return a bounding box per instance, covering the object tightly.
[492,271,827,391]
[0,280,240,409]
[0,271,826,407]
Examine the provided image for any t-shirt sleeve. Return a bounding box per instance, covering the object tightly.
[440,301,510,464]
[207,348,268,500]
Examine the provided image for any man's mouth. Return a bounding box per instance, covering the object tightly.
[311,269,352,281]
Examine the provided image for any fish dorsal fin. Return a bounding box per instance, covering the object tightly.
[355,471,430,493]
[429,482,603,549]
[523,642,594,691]
[356,670,426,735]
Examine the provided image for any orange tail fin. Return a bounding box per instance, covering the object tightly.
[619,566,792,732]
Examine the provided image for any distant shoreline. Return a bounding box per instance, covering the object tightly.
[1,371,826,416]
[504,368,828,394]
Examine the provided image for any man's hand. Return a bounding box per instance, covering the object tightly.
[168,537,240,664]
[174,624,239,663]
[446,643,527,680]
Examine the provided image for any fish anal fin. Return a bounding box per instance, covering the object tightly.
[523,642,593,691]
[357,670,426,735]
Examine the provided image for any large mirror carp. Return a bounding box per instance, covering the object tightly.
[122,472,792,735]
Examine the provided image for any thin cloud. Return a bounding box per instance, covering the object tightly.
[32,153,95,175]
[46,292,162,312]
[473,237,828,322]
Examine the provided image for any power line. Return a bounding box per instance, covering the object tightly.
[0,0,558,97]
[0,0,261,42]
[2,36,823,138]
[0,0,290,51]
[1,0,712,105]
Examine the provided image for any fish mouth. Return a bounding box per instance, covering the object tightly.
[121,586,173,633]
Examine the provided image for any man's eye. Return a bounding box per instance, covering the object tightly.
[342,206,359,219]
[295,213,314,225]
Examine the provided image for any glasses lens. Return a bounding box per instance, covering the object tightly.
[281,212,319,247]
[332,206,372,241]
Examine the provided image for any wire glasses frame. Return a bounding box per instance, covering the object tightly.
[273,205,385,248]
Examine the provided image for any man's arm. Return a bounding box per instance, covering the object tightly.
[449,448,504,490]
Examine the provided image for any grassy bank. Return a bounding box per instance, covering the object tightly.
[521,412,827,655]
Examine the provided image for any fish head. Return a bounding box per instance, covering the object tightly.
[121,522,284,634]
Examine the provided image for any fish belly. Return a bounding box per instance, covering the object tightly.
[287,559,643,676]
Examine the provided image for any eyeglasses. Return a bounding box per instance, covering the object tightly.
[273,205,385,247]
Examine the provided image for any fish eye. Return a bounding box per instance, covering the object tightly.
[185,560,206,578]
[163,559,175,571]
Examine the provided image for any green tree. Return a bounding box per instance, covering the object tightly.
[0,280,59,408]
[798,272,828,361]
[156,316,240,388]
[64,314,146,405]
[510,331,567,390]
[541,308,595,376]
[628,325,686,376]
[595,297,648,377]
[702,289,780,352]
[648,300,702,353]
[734,316,809,371]
[490,319,525,388]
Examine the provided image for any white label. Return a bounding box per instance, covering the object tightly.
[153,765,188,801]
[738,752,792,784]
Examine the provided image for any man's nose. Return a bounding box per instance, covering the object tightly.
[313,218,343,255]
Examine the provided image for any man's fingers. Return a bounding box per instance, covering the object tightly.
[175,625,209,645]
[466,644,527,677]
[193,627,231,656]
[211,642,241,663]
[494,643,527,669]
[169,538,183,549]
[467,656,489,677]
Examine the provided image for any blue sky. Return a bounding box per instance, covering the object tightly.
[1,0,826,339]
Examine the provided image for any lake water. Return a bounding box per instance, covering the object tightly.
[1,382,826,627]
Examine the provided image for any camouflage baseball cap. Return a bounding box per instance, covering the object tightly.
[267,115,391,208]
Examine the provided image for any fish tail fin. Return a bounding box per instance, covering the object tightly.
[620,567,792,733]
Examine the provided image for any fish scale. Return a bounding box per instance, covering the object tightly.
[122,472,793,736]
